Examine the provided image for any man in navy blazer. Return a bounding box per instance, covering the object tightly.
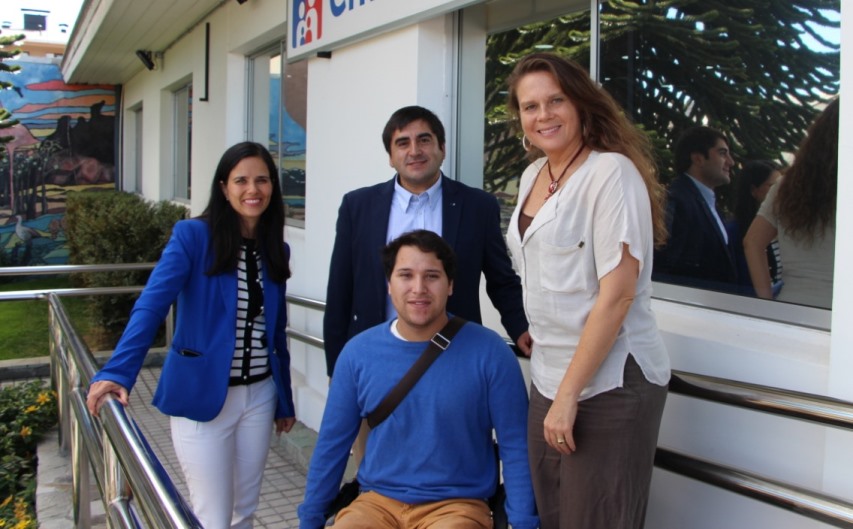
[323,106,529,377]
[653,126,739,291]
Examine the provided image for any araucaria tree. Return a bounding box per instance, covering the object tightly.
[0,30,25,147]
[485,0,840,197]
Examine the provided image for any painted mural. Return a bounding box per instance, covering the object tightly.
[0,57,116,266]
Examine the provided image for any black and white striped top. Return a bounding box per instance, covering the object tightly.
[768,239,783,285]
[230,239,271,385]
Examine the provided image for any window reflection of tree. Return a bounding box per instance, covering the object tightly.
[484,0,839,302]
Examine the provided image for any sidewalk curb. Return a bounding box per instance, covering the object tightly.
[0,350,168,382]
[0,356,52,381]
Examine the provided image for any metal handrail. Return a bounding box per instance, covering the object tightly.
[47,293,198,527]
[655,448,853,527]
[0,286,144,301]
[1,262,187,528]
[670,370,853,431]
[48,292,201,528]
[665,371,853,527]
[0,263,153,301]
[0,263,155,277]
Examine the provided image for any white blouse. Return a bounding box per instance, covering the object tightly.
[756,182,834,309]
[506,151,670,401]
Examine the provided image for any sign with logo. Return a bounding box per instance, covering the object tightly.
[287,0,480,61]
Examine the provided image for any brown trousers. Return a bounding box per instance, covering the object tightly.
[333,491,492,529]
[528,355,667,529]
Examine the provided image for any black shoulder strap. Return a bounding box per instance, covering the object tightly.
[366,316,466,429]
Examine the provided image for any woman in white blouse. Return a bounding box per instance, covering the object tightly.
[744,97,838,309]
[504,52,670,529]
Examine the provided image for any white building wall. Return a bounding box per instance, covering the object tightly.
[647,301,834,528]
[822,0,853,505]
[119,0,288,211]
[113,1,852,527]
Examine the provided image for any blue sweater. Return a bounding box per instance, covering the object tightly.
[298,320,538,529]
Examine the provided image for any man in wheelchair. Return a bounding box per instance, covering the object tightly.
[298,230,538,529]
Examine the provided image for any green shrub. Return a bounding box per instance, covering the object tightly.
[0,381,58,529]
[65,191,187,345]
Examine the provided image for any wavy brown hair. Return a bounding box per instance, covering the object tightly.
[775,97,838,244]
[506,52,667,247]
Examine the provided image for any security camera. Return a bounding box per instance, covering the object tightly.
[136,50,156,71]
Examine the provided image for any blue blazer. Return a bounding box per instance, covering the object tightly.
[653,174,738,290]
[92,219,295,422]
[323,175,528,376]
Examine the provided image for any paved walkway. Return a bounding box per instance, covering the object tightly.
[35,365,323,528]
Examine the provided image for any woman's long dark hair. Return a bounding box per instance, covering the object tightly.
[199,141,290,283]
[775,97,839,244]
[734,160,778,242]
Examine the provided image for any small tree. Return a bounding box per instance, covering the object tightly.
[0,30,25,147]
[66,191,188,349]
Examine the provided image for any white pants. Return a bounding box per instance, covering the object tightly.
[170,376,276,529]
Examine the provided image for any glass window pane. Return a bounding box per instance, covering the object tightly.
[281,58,307,225]
[482,0,840,313]
[484,7,591,232]
[173,84,192,200]
[595,0,839,310]
[249,49,306,226]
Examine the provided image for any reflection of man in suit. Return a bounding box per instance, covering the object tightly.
[654,126,738,290]
[324,106,530,381]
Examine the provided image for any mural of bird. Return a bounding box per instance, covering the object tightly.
[15,215,43,244]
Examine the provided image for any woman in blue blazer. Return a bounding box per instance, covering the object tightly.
[86,142,296,529]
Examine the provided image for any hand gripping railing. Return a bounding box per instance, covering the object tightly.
[48,292,202,528]
[2,263,186,527]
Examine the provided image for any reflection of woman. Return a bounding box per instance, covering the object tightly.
[86,142,296,529]
[744,98,838,308]
[731,160,782,296]
[504,53,670,529]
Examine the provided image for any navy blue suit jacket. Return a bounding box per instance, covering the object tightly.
[323,175,528,376]
[653,174,738,290]
[92,219,295,422]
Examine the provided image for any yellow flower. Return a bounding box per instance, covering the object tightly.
[0,495,11,507]
[23,406,39,414]
[19,426,32,438]
[36,392,51,405]
[0,519,6,527]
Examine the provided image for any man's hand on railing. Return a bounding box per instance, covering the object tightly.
[86,380,130,417]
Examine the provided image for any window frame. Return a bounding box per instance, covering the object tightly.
[462,0,835,331]
[172,83,192,202]
[247,43,307,227]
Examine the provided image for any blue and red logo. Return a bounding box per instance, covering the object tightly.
[292,0,323,48]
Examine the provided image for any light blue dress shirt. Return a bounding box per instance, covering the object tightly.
[686,174,728,245]
[385,174,443,320]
